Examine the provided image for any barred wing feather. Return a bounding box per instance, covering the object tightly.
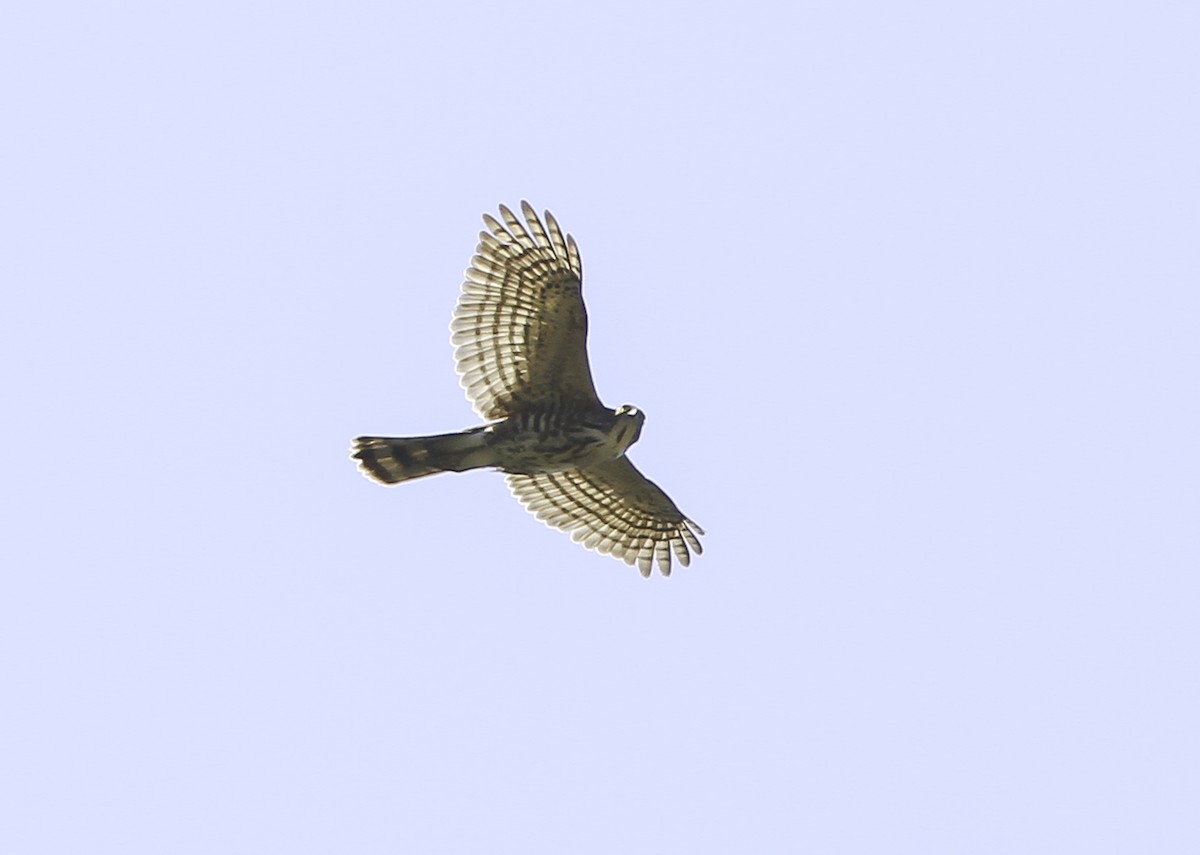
[507,458,704,577]
[451,201,601,420]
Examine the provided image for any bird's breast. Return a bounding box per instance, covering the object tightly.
[489,413,624,475]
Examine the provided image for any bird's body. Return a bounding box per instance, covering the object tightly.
[354,402,642,481]
[352,202,702,576]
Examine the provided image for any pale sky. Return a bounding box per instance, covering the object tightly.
[4,1,1198,852]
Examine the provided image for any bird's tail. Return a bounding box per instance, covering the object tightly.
[352,427,493,484]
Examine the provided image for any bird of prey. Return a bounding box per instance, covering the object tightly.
[352,202,703,576]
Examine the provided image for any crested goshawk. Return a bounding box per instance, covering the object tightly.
[352,202,703,576]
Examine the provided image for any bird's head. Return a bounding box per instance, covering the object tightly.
[613,404,646,451]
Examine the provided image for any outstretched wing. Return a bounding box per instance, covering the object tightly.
[451,201,601,420]
[507,457,704,577]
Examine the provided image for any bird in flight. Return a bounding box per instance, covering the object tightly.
[352,202,703,576]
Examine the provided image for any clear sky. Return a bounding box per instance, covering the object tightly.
[4,1,1198,852]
